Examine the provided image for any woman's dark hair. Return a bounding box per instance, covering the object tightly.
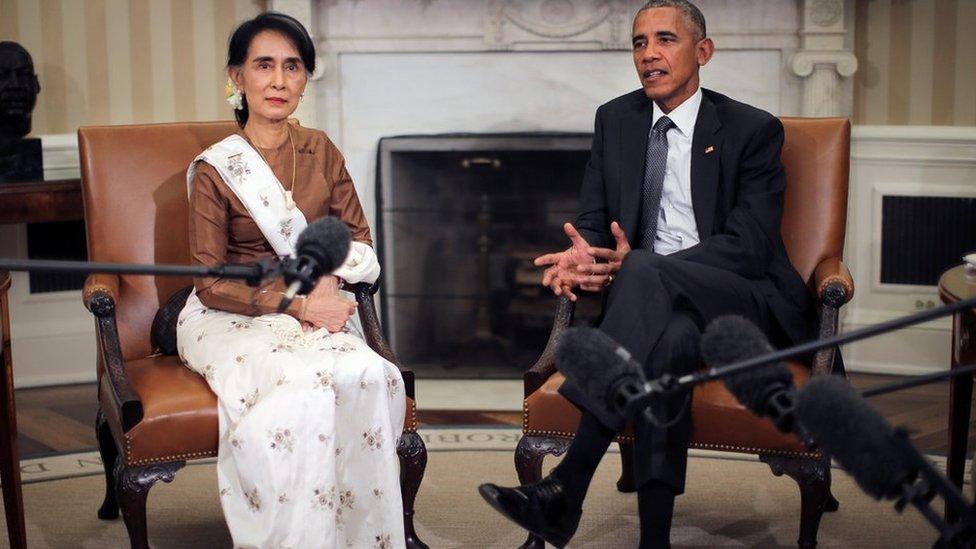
[227,11,316,127]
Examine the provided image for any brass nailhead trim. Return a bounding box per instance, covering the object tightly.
[523,428,635,444]
[689,442,821,460]
[405,400,418,432]
[123,435,219,466]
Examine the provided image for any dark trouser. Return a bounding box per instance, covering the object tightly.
[555,250,781,546]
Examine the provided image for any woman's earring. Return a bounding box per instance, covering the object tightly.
[299,92,305,103]
[225,78,244,111]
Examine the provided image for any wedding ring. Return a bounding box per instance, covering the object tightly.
[604,274,615,287]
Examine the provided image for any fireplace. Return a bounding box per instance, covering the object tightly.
[376,134,604,378]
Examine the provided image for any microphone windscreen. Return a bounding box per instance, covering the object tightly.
[701,315,793,413]
[556,327,637,388]
[555,326,644,412]
[296,217,352,273]
[796,376,911,499]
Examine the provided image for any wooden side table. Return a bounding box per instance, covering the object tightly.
[0,179,83,224]
[0,270,26,548]
[0,179,82,547]
[939,264,976,522]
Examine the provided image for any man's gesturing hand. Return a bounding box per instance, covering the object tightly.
[576,221,631,292]
[533,223,594,302]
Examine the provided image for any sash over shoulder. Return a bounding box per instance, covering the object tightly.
[187,134,307,256]
[187,134,381,285]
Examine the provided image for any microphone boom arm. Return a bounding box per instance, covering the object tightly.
[656,296,976,396]
[889,429,976,548]
[0,257,286,288]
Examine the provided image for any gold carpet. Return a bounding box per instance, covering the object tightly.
[6,443,942,548]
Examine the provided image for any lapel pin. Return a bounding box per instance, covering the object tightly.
[705,145,715,154]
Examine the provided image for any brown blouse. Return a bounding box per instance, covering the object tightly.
[188,123,372,317]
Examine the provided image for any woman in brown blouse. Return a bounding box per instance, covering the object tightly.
[176,12,406,548]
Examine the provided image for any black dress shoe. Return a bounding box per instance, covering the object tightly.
[478,475,581,548]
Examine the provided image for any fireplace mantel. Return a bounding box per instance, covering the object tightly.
[263,0,855,231]
[272,0,855,128]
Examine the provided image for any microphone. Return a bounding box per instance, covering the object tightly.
[796,376,976,546]
[700,316,803,438]
[277,217,352,312]
[555,327,666,427]
[796,376,911,499]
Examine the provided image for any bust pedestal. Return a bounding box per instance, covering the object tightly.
[0,138,42,183]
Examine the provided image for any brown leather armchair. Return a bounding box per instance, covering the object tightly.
[78,122,428,549]
[517,118,854,549]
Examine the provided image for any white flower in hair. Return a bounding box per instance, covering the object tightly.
[225,78,243,110]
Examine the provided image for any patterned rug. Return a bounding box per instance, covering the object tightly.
[4,427,960,547]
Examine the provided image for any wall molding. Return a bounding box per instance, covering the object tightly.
[38,134,80,180]
[853,126,976,165]
[842,125,976,375]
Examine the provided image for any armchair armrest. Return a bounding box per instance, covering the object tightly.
[345,281,415,401]
[813,257,854,308]
[83,272,120,311]
[811,257,854,376]
[83,273,144,432]
[524,296,576,397]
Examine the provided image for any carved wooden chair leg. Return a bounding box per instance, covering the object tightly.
[761,455,830,549]
[825,473,840,512]
[616,442,636,493]
[397,431,429,549]
[114,458,185,549]
[95,409,119,520]
[825,492,840,512]
[514,435,571,549]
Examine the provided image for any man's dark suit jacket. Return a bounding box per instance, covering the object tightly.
[575,87,815,346]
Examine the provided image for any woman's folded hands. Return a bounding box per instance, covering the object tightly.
[302,275,357,332]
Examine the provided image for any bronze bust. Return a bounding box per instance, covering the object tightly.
[0,41,40,140]
[0,41,42,182]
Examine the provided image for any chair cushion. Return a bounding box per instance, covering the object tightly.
[102,355,418,466]
[523,362,817,458]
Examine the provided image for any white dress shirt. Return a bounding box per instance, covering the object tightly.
[650,87,702,255]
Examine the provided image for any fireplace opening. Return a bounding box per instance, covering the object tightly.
[377,134,604,379]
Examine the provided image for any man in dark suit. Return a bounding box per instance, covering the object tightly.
[480,1,817,547]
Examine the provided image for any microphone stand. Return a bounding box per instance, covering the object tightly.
[861,363,976,398]
[619,295,976,412]
[0,257,288,287]
[606,296,976,545]
[889,428,976,548]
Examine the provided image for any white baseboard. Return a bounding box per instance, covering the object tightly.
[839,312,952,377]
[415,379,523,411]
[844,360,948,376]
[14,370,98,389]
[10,332,97,389]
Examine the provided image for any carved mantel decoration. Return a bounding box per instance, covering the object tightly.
[486,0,632,50]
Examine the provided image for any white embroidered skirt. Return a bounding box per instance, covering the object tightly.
[177,292,406,549]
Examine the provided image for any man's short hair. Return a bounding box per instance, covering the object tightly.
[637,0,707,42]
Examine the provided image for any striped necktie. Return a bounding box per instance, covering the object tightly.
[637,115,675,250]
